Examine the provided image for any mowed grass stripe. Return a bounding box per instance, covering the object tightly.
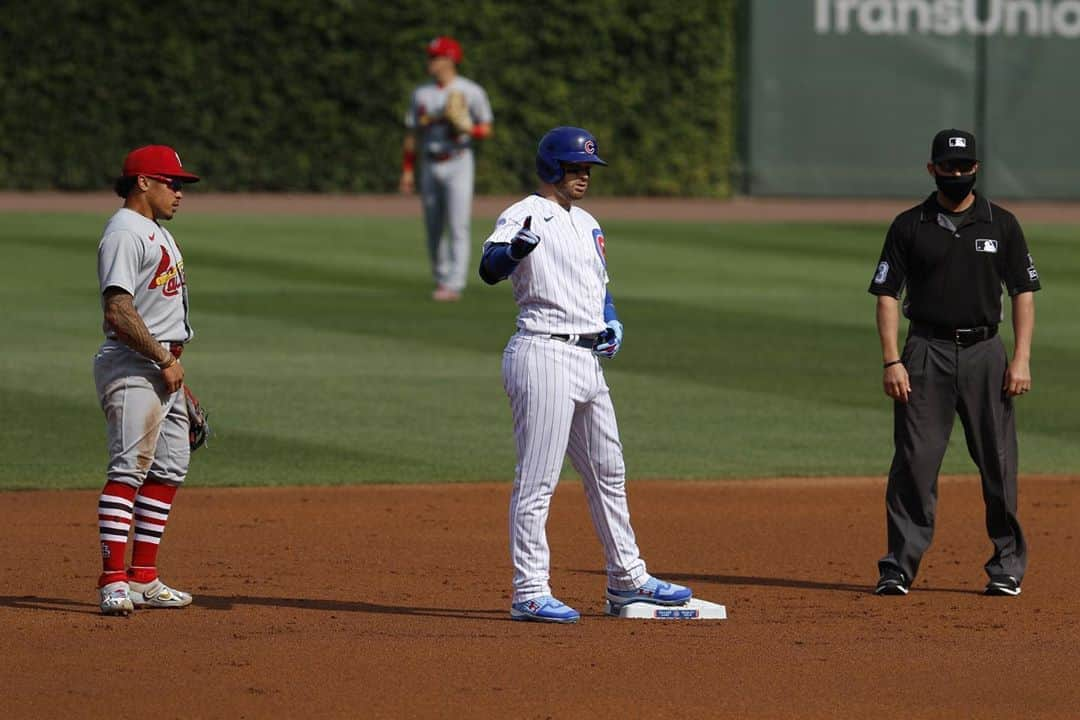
[1,211,1076,490]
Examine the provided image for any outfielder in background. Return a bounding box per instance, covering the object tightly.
[870,129,1040,598]
[479,127,693,623]
[94,146,203,616]
[399,36,493,302]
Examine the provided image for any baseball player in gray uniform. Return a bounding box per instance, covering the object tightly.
[479,127,692,623]
[399,36,493,302]
[94,145,199,615]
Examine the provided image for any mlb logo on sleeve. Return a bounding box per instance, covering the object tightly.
[975,239,998,253]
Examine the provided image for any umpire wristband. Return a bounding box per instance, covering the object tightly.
[883,359,903,369]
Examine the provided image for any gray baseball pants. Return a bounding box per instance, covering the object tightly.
[419,150,474,292]
[94,341,190,487]
[879,333,1027,584]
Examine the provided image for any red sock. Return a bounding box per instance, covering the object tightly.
[97,481,137,587]
[128,479,179,584]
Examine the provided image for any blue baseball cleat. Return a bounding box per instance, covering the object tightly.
[510,595,580,624]
[606,577,693,606]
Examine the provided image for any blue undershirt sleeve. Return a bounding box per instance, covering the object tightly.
[603,290,618,323]
[479,244,519,285]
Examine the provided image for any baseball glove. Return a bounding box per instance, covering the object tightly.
[183,385,210,452]
[443,90,473,135]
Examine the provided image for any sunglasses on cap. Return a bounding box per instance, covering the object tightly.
[144,174,185,191]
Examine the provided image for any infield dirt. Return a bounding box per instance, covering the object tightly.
[2,476,1078,718]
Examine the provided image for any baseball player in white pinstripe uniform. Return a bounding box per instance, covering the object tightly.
[479,127,692,623]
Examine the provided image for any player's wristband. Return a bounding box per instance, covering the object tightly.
[470,125,492,140]
[158,354,177,370]
[883,359,903,369]
[402,150,416,173]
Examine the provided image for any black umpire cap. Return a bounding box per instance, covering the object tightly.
[931,129,977,164]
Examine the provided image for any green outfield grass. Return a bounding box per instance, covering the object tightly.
[2,210,1077,490]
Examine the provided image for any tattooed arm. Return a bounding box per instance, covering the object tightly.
[102,287,185,393]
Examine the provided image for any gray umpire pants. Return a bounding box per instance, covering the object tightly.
[419,149,474,292]
[879,332,1027,584]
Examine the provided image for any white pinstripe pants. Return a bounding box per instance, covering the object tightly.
[502,333,648,603]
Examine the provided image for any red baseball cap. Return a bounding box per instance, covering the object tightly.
[427,36,463,64]
[121,145,200,182]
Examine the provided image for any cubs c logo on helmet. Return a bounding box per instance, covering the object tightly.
[584,139,596,155]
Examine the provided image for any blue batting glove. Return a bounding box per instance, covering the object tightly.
[592,319,623,359]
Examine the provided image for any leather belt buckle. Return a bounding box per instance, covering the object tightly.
[912,323,995,346]
[953,326,992,345]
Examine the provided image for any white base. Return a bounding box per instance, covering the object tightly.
[606,598,727,620]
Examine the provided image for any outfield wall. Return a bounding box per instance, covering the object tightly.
[5,2,1078,199]
[742,0,1080,199]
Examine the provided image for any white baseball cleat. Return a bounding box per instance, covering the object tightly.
[99,581,135,616]
[128,578,193,608]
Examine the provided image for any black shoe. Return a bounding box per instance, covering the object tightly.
[985,574,1022,596]
[874,567,910,595]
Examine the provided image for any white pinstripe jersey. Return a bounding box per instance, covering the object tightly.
[97,208,192,343]
[483,194,609,335]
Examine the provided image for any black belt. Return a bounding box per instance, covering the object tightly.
[427,149,464,162]
[911,323,997,346]
[550,333,598,349]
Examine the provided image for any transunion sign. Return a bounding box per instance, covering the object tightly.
[814,0,1080,36]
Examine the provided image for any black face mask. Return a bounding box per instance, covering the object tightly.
[935,173,976,203]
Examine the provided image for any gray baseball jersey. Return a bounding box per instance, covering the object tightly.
[405,76,493,156]
[98,208,192,343]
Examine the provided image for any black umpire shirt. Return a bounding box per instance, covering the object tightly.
[868,192,1041,328]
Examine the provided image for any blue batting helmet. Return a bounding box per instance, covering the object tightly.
[535,126,608,184]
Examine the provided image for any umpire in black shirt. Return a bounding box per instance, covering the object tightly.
[869,129,1040,597]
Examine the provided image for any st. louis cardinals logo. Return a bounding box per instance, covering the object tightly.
[147,246,185,297]
[584,139,596,155]
[592,228,607,265]
[417,103,432,127]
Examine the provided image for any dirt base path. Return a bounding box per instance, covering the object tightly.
[2,475,1078,718]
[5,192,1080,223]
